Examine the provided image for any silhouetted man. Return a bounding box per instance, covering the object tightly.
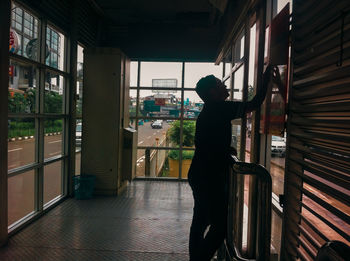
[188,65,277,261]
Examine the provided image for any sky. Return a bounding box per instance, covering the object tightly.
[130,61,224,103]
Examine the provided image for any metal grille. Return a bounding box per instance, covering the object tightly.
[283,0,350,259]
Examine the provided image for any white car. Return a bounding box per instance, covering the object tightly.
[271,135,286,157]
[151,120,163,129]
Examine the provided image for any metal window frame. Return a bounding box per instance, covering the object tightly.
[7,2,71,233]
[130,60,226,179]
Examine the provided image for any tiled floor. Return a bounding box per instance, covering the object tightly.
[0,180,193,260]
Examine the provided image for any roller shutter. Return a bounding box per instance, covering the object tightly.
[283,0,350,260]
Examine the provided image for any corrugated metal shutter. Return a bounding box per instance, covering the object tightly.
[283,0,350,260]
[19,0,98,47]
[76,0,99,47]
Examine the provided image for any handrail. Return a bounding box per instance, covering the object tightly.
[224,155,272,261]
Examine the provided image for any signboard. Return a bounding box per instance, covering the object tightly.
[9,29,19,54]
[25,39,50,60]
[152,79,178,93]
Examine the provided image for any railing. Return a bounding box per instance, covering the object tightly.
[223,155,272,261]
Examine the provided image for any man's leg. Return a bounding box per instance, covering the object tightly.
[199,194,228,261]
[189,189,209,261]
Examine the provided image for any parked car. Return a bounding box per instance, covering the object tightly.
[271,135,286,157]
[76,123,82,146]
[151,120,163,129]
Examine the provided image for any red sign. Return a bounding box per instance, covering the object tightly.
[9,29,19,53]
[9,66,14,77]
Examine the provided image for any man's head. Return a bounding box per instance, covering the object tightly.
[195,75,229,103]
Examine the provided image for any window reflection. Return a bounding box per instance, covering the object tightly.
[8,60,38,114]
[45,72,64,114]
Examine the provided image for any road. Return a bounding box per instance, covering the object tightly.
[136,121,171,177]
[8,134,64,226]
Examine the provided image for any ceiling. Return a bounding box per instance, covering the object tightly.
[93,0,231,61]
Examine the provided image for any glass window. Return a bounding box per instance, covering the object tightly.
[44,119,63,159]
[129,89,137,117]
[184,91,203,119]
[245,113,252,162]
[231,119,242,158]
[8,118,36,170]
[8,60,38,114]
[233,65,244,101]
[44,72,64,114]
[75,151,81,176]
[137,120,172,147]
[248,23,257,101]
[136,149,180,178]
[180,120,196,149]
[8,170,35,226]
[46,26,65,71]
[184,62,223,88]
[140,62,182,88]
[10,5,39,62]
[77,45,84,116]
[130,61,138,87]
[44,160,63,205]
[234,33,245,63]
[139,90,181,118]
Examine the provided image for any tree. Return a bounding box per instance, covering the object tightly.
[167,120,195,160]
[168,120,195,147]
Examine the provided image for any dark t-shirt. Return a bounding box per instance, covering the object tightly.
[189,101,246,185]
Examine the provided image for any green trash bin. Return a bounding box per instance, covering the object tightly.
[73,175,96,199]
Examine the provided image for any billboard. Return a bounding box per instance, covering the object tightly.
[152,79,178,93]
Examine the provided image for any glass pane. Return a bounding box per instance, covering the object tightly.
[129,89,137,118]
[224,61,232,79]
[10,6,39,61]
[139,90,181,118]
[75,151,81,176]
[184,91,203,119]
[270,134,286,195]
[180,150,195,179]
[233,65,244,101]
[44,160,63,205]
[248,24,257,101]
[245,112,252,162]
[9,60,38,113]
[76,119,82,149]
[234,33,245,63]
[8,118,36,170]
[130,61,138,87]
[137,120,172,147]
[46,26,65,71]
[184,62,223,88]
[136,149,179,178]
[44,119,63,159]
[140,62,182,88]
[45,72,64,113]
[8,170,35,226]
[76,45,84,116]
[231,119,241,158]
[175,120,196,149]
